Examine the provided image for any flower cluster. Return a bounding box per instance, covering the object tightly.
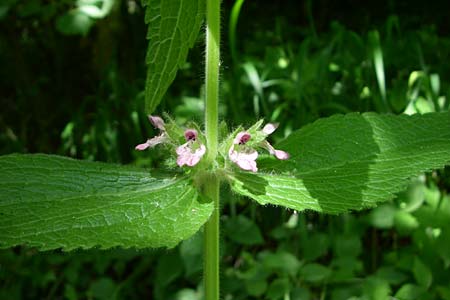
[135,115,206,167]
[228,123,289,172]
[135,116,289,172]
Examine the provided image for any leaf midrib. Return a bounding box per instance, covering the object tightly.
[0,173,188,206]
[1,184,195,235]
[151,1,183,102]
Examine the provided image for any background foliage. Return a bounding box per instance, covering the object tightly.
[1,0,450,299]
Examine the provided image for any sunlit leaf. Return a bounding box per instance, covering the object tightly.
[230,112,450,213]
[78,0,114,19]
[395,284,426,300]
[141,0,205,113]
[369,30,387,110]
[0,154,213,250]
[394,211,419,234]
[362,277,391,300]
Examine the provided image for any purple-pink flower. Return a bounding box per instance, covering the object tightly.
[262,141,290,160]
[135,117,206,168]
[135,115,167,151]
[260,123,289,160]
[234,132,252,145]
[228,123,289,172]
[228,131,258,172]
[262,123,277,135]
[148,115,165,131]
[229,147,258,172]
[176,129,206,167]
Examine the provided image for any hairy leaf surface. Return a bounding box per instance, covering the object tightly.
[142,0,204,113]
[231,112,450,213]
[0,154,212,250]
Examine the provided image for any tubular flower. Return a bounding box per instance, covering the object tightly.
[261,141,290,160]
[228,132,258,172]
[228,123,289,172]
[260,123,289,160]
[135,115,168,151]
[176,129,206,167]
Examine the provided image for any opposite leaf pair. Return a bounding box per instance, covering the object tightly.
[135,116,289,172]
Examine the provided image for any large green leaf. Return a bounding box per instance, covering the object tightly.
[142,0,205,113]
[0,154,212,250]
[230,112,450,213]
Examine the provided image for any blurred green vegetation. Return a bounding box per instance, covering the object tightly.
[1,0,450,299]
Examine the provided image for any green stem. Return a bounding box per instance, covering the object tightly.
[204,0,221,299]
[204,176,220,300]
[205,0,220,163]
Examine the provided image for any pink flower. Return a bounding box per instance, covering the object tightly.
[262,141,289,160]
[228,123,289,172]
[148,115,165,131]
[135,135,167,150]
[176,129,206,167]
[135,115,167,151]
[228,132,258,172]
[262,123,278,135]
[229,146,258,172]
[261,123,289,160]
[234,132,251,145]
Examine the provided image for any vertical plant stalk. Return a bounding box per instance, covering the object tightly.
[203,175,220,300]
[205,0,220,161]
[204,0,221,299]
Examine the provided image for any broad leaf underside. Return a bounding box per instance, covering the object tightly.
[231,112,450,214]
[0,154,213,250]
[142,0,205,113]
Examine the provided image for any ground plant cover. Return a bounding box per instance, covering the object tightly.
[1,0,450,299]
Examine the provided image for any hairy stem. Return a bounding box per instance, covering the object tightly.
[203,176,220,300]
[205,0,220,163]
[204,0,221,299]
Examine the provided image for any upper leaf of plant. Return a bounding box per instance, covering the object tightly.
[230,112,450,213]
[0,154,213,250]
[141,0,205,113]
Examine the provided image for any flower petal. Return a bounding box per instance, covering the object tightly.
[236,158,258,172]
[176,145,189,166]
[262,123,278,135]
[186,144,206,166]
[184,129,198,141]
[148,115,165,131]
[234,131,251,145]
[228,146,238,161]
[262,141,289,160]
[147,134,167,147]
[262,141,276,155]
[274,149,289,160]
[135,134,167,151]
[228,146,258,172]
[135,140,151,151]
[176,142,189,156]
[176,143,206,167]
